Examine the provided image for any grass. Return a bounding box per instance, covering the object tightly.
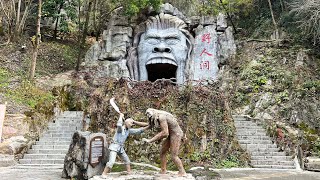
[5,79,55,108]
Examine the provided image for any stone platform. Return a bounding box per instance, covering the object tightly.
[90,171,195,180]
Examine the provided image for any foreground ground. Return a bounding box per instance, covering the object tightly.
[0,167,320,180]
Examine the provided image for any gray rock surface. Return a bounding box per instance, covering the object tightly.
[216,13,227,31]
[9,136,29,156]
[305,157,320,171]
[84,3,236,85]
[62,131,108,179]
[192,25,219,82]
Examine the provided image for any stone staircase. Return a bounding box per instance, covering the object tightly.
[233,115,296,169]
[15,111,83,169]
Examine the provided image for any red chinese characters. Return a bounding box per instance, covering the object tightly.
[198,33,214,71]
[201,33,211,43]
[200,48,213,57]
[200,61,210,70]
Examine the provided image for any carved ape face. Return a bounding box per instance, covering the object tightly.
[138,28,189,84]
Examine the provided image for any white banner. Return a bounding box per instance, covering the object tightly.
[0,104,7,143]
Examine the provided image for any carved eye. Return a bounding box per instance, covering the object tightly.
[146,38,160,45]
[165,38,180,45]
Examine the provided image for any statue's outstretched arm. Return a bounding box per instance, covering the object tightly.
[133,120,148,127]
[148,119,169,143]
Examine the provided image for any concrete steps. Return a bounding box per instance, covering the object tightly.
[233,115,296,169]
[16,111,83,169]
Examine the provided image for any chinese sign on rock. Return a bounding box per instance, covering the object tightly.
[193,26,219,82]
[89,136,104,167]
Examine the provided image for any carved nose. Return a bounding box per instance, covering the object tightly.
[153,47,172,53]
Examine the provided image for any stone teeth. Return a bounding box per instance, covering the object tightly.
[146,59,177,66]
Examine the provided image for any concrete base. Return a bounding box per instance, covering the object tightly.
[90,171,195,180]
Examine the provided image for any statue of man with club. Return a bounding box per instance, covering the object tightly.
[101,98,149,178]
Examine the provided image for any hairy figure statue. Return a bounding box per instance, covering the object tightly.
[127,13,194,84]
[142,108,186,176]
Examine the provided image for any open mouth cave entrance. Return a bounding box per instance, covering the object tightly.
[146,63,177,82]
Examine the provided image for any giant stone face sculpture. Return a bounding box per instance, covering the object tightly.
[85,3,237,85]
[128,14,193,85]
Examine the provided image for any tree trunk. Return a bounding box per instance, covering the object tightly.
[267,0,279,39]
[75,0,92,71]
[93,0,98,41]
[219,0,237,34]
[29,0,42,80]
[15,0,21,35]
[53,2,63,39]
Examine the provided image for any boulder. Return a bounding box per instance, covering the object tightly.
[305,157,320,171]
[216,13,227,31]
[0,154,16,167]
[8,136,29,155]
[62,131,108,179]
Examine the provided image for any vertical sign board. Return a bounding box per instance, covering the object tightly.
[193,25,219,82]
[0,104,6,143]
[89,136,104,167]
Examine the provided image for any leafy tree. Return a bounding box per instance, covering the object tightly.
[42,0,77,38]
[0,0,34,43]
[111,0,163,16]
[289,0,320,45]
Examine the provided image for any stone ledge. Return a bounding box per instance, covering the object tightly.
[90,171,195,180]
[305,157,320,172]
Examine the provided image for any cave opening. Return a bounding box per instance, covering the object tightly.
[146,63,177,82]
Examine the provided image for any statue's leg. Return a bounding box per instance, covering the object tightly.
[119,151,132,174]
[160,138,170,174]
[170,135,186,176]
[102,150,117,175]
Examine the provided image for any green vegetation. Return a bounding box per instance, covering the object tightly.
[0,68,10,89]
[64,78,249,168]
[5,80,54,108]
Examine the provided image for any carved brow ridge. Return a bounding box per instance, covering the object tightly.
[145,33,181,40]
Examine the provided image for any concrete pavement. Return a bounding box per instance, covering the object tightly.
[0,167,320,180]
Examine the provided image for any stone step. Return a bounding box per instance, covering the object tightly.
[48,124,81,128]
[236,129,266,134]
[235,126,265,130]
[36,141,70,145]
[39,137,72,142]
[14,164,63,169]
[51,120,82,125]
[49,122,81,126]
[42,133,74,138]
[23,154,65,159]
[252,165,296,169]
[251,156,292,161]
[238,139,273,144]
[232,115,248,118]
[237,135,271,140]
[47,126,81,131]
[241,144,277,149]
[251,151,286,156]
[251,160,295,166]
[236,132,266,136]
[234,122,263,127]
[19,159,64,164]
[31,145,69,150]
[46,130,76,134]
[28,149,68,154]
[245,147,280,152]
